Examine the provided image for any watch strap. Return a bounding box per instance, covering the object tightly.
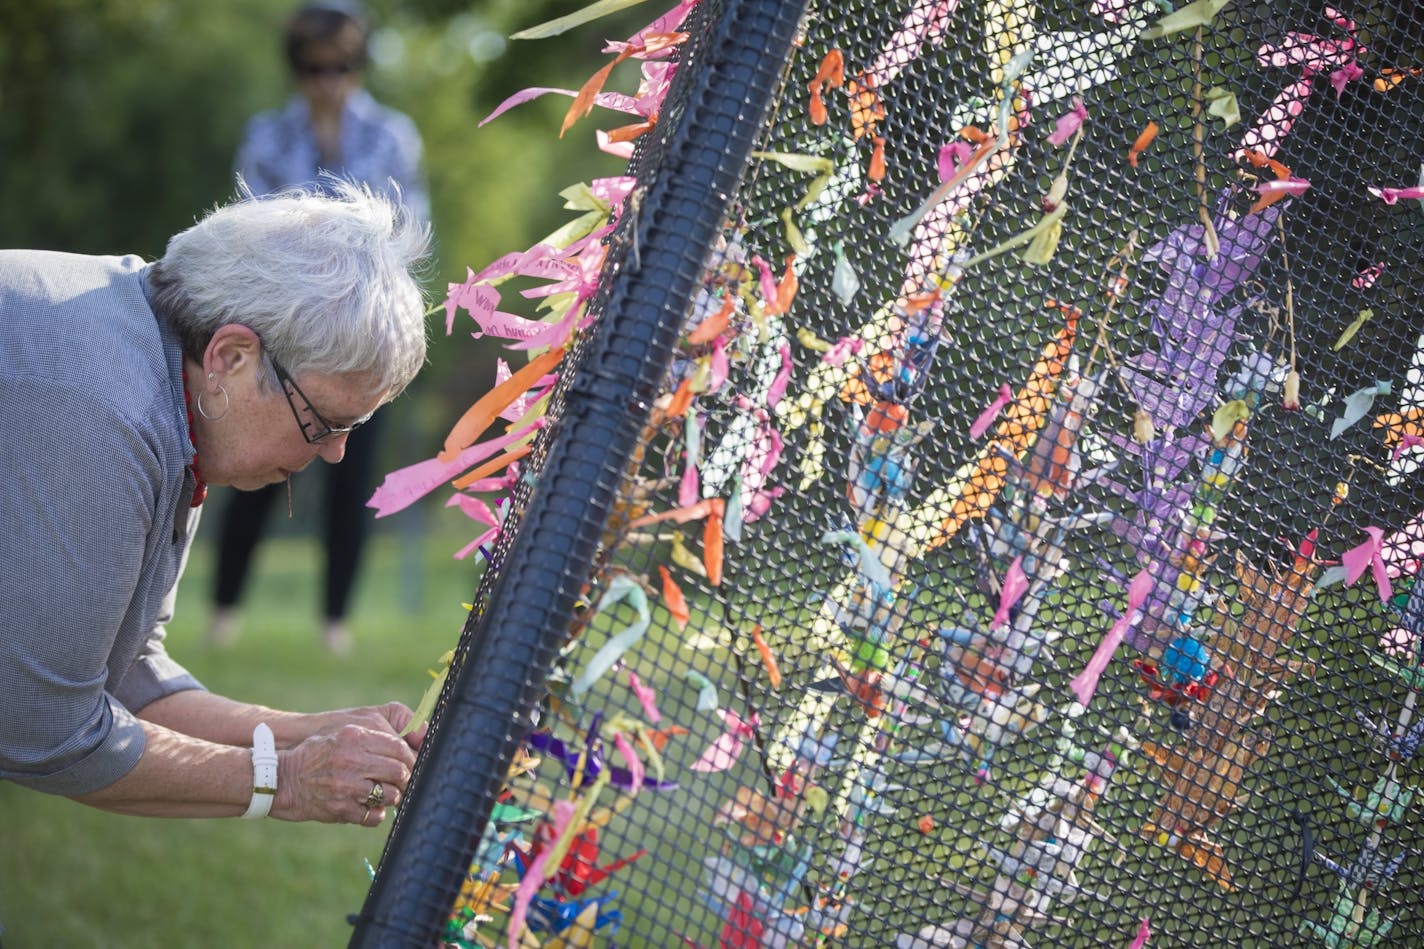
[241,723,278,819]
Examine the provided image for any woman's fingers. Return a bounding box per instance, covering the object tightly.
[315,703,426,751]
[278,723,417,823]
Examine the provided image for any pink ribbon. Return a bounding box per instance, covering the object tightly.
[494,359,557,422]
[742,485,785,526]
[740,409,784,504]
[480,0,692,129]
[1330,60,1364,95]
[508,799,576,949]
[445,227,615,355]
[638,0,699,36]
[1254,177,1311,200]
[938,140,975,182]
[1238,27,1361,160]
[679,458,701,507]
[1393,431,1424,461]
[766,343,793,409]
[1071,567,1154,706]
[969,383,1014,439]
[613,732,645,797]
[465,244,571,296]
[455,466,522,496]
[866,0,960,87]
[366,419,544,518]
[1128,917,1151,949]
[596,129,636,158]
[1238,77,1314,161]
[822,336,864,367]
[518,236,609,308]
[751,255,779,308]
[446,494,502,560]
[709,337,731,392]
[479,87,639,128]
[1369,185,1424,205]
[1352,263,1384,290]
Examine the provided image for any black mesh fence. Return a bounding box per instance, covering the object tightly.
[357,1,1424,946]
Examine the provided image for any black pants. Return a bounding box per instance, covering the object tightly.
[212,413,383,622]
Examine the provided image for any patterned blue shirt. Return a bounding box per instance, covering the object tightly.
[235,88,429,221]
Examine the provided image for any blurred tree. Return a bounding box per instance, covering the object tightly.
[0,0,291,257]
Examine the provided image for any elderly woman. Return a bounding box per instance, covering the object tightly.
[0,180,427,825]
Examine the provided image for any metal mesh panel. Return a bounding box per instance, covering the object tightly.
[351,0,807,944]
[363,1,1424,947]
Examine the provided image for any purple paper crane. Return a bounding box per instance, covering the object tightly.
[1100,188,1287,653]
[526,714,680,792]
[1118,195,1284,431]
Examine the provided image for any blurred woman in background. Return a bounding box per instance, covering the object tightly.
[214,0,430,653]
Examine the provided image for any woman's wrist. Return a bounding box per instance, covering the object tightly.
[270,746,297,820]
[261,709,325,748]
[240,723,278,819]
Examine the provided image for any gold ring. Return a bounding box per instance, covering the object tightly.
[364,781,385,810]
[362,807,372,824]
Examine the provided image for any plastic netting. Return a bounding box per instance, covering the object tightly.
[355,1,1424,946]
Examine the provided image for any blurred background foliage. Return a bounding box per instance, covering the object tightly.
[0,0,643,470]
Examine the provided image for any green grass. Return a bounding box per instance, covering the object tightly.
[0,513,481,948]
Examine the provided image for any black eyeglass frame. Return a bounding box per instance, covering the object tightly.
[266,353,365,444]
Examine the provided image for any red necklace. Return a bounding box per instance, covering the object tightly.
[180,368,208,507]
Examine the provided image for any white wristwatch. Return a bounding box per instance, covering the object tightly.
[241,723,278,819]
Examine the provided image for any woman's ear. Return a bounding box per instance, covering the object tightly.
[203,324,263,382]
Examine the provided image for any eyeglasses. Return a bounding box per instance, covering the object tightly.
[267,353,366,444]
[294,60,358,79]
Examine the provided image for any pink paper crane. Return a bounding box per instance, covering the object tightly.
[691,710,760,772]
[1340,525,1392,603]
[627,670,663,723]
[990,555,1030,631]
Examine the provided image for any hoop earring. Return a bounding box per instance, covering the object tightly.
[196,383,230,421]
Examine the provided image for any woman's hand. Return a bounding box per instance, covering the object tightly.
[272,719,418,825]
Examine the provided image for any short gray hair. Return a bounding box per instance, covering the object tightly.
[150,177,430,397]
